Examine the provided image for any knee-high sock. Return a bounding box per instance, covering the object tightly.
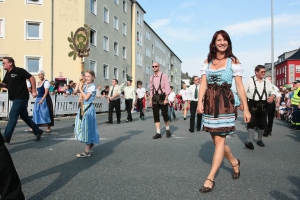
[257,129,264,141]
[248,128,255,143]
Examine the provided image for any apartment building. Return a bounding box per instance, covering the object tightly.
[0,0,181,91]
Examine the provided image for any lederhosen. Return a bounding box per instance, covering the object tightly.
[151,73,169,123]
[247,77,268,130]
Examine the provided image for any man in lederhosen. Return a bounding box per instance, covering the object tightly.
[243,65,277,149]
[149,62,171,139]
[263,76,281,137]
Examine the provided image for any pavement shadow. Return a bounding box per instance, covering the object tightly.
[269,176,300,200]
[287,130,300,143]
[21,130,142,200]
[198,141,232,176]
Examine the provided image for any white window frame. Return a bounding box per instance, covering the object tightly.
[103,36,109,51]
[103,7,109,23]
[123,0,127,13]
[296,65,300,73]
[114,41,119,56]
[114,0,119,5]
[26,0,43,5]
[103,64,109,79]
[113,15,119,30]
[137,11,140,25]
[122,22,127,36]
[90,0,97,15]
[122,70,126,82]
[122,46,126,59]
[0,18,5,38]
[90,28,97,46]
[89,59,97,75]
[24,55,42,75]
[25,20,43,40]
[113,67,118,79]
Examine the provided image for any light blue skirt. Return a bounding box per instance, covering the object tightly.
[32,97,51,125]
[74,104,100,144]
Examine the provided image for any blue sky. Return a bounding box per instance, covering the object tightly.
[138,0,300,82]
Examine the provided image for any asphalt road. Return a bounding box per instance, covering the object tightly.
[2,110,300,200]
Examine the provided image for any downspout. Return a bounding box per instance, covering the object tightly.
[50,0,54,81]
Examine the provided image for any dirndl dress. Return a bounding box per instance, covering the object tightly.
[74,84,100,145]
[200,58,243,135]
[32,80,54,126]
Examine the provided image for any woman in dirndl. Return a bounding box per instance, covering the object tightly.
[32,70,54,133]
[197,30,251,193]
[74,70,100,158]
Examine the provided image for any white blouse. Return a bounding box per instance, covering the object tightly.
[200,63,243,77]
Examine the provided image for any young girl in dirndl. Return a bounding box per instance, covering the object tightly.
[74,70,100,158]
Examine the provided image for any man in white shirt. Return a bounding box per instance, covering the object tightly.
[168,86,177,121]
[263,76,281,137]
[136,81,146,120]
[106,79,121,124]
[187,76,202,132]
[120,78,135,122]
[180,83,188,120]
[243,65,277,149]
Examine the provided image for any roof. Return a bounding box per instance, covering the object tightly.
[287,49,300,60]
[181,72,191,79]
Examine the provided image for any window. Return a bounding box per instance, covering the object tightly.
[114,0,119,5]
[122,70,125,82]
[26,21,42,39]
[26,0,43,5]
[103,36,109,51]
[114,42,118,56]
[123,0,127,12]
[90,0,97,14]
[146,30,151,41]
[296,65,300,73]
[146,66,150,75]
[114,67,118,79]
[0,19,4,38]
[90,29,96,46]
[103,7,109,23]
[137,11,140,25]
[103,64,108,79]
[25,56,41,74]
[122,46,126,59]
[122,23,127,36]
[113,16,119,30]
[89,60,97,74]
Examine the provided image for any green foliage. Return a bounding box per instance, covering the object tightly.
[69,44,75,50]
[71,31,74,38]
[67,37,72,43]
[68,51,75,57]
[73,53,76,61]
[189,77,194,85]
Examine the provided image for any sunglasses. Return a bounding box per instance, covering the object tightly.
[152,66,158,68]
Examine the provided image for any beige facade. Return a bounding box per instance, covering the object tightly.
[0,0,181,92]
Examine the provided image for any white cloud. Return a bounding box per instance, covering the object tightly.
[176,15,194,24]
[224,14,300,37]
[180,2,197,9]
[149,19,170,29]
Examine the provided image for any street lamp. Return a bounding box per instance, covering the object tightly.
[271,0,274,84]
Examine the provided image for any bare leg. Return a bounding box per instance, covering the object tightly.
[203,135,226,188]
[224,143,239,173]
[155,122,160,130]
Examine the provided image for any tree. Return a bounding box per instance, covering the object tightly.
[189,77,194,85]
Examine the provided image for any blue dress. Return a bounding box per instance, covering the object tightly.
[74,84,100,145]
[32,80,53,125]
[201,58,242,135]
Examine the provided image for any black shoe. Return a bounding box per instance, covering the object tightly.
[245,142,254,149]
[152,133,162,139]
[166,130,171,138]
[257,140,265,147]
[184,118,186,120]
[126,120,129,123]
[35,129,43,141]
[189,129,194,133]
[105,121,113,124]
[2,135,10,144]
[232,159,240,179]
[199,179,215,193]
[117,121,121,124]
[263,133,268,137]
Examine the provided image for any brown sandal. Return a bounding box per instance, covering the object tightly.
[232,159,240,179]
[199,179,215,193]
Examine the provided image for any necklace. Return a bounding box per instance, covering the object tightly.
[215,56,225,61]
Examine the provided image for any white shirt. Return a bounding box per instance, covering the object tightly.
[271,84,281,98]
[187,84,200,101]
[136,87,146,99]
[244,76,276,101]
[180,89,188,101]
[108,84,121,100]
[168,91,176,102]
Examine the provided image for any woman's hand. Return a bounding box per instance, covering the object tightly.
[243,110,251,123]
[38,99,44,104]
[197,103,204,114]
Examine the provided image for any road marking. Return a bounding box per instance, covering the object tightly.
[173,136,188,139]
[53,138,110,141]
